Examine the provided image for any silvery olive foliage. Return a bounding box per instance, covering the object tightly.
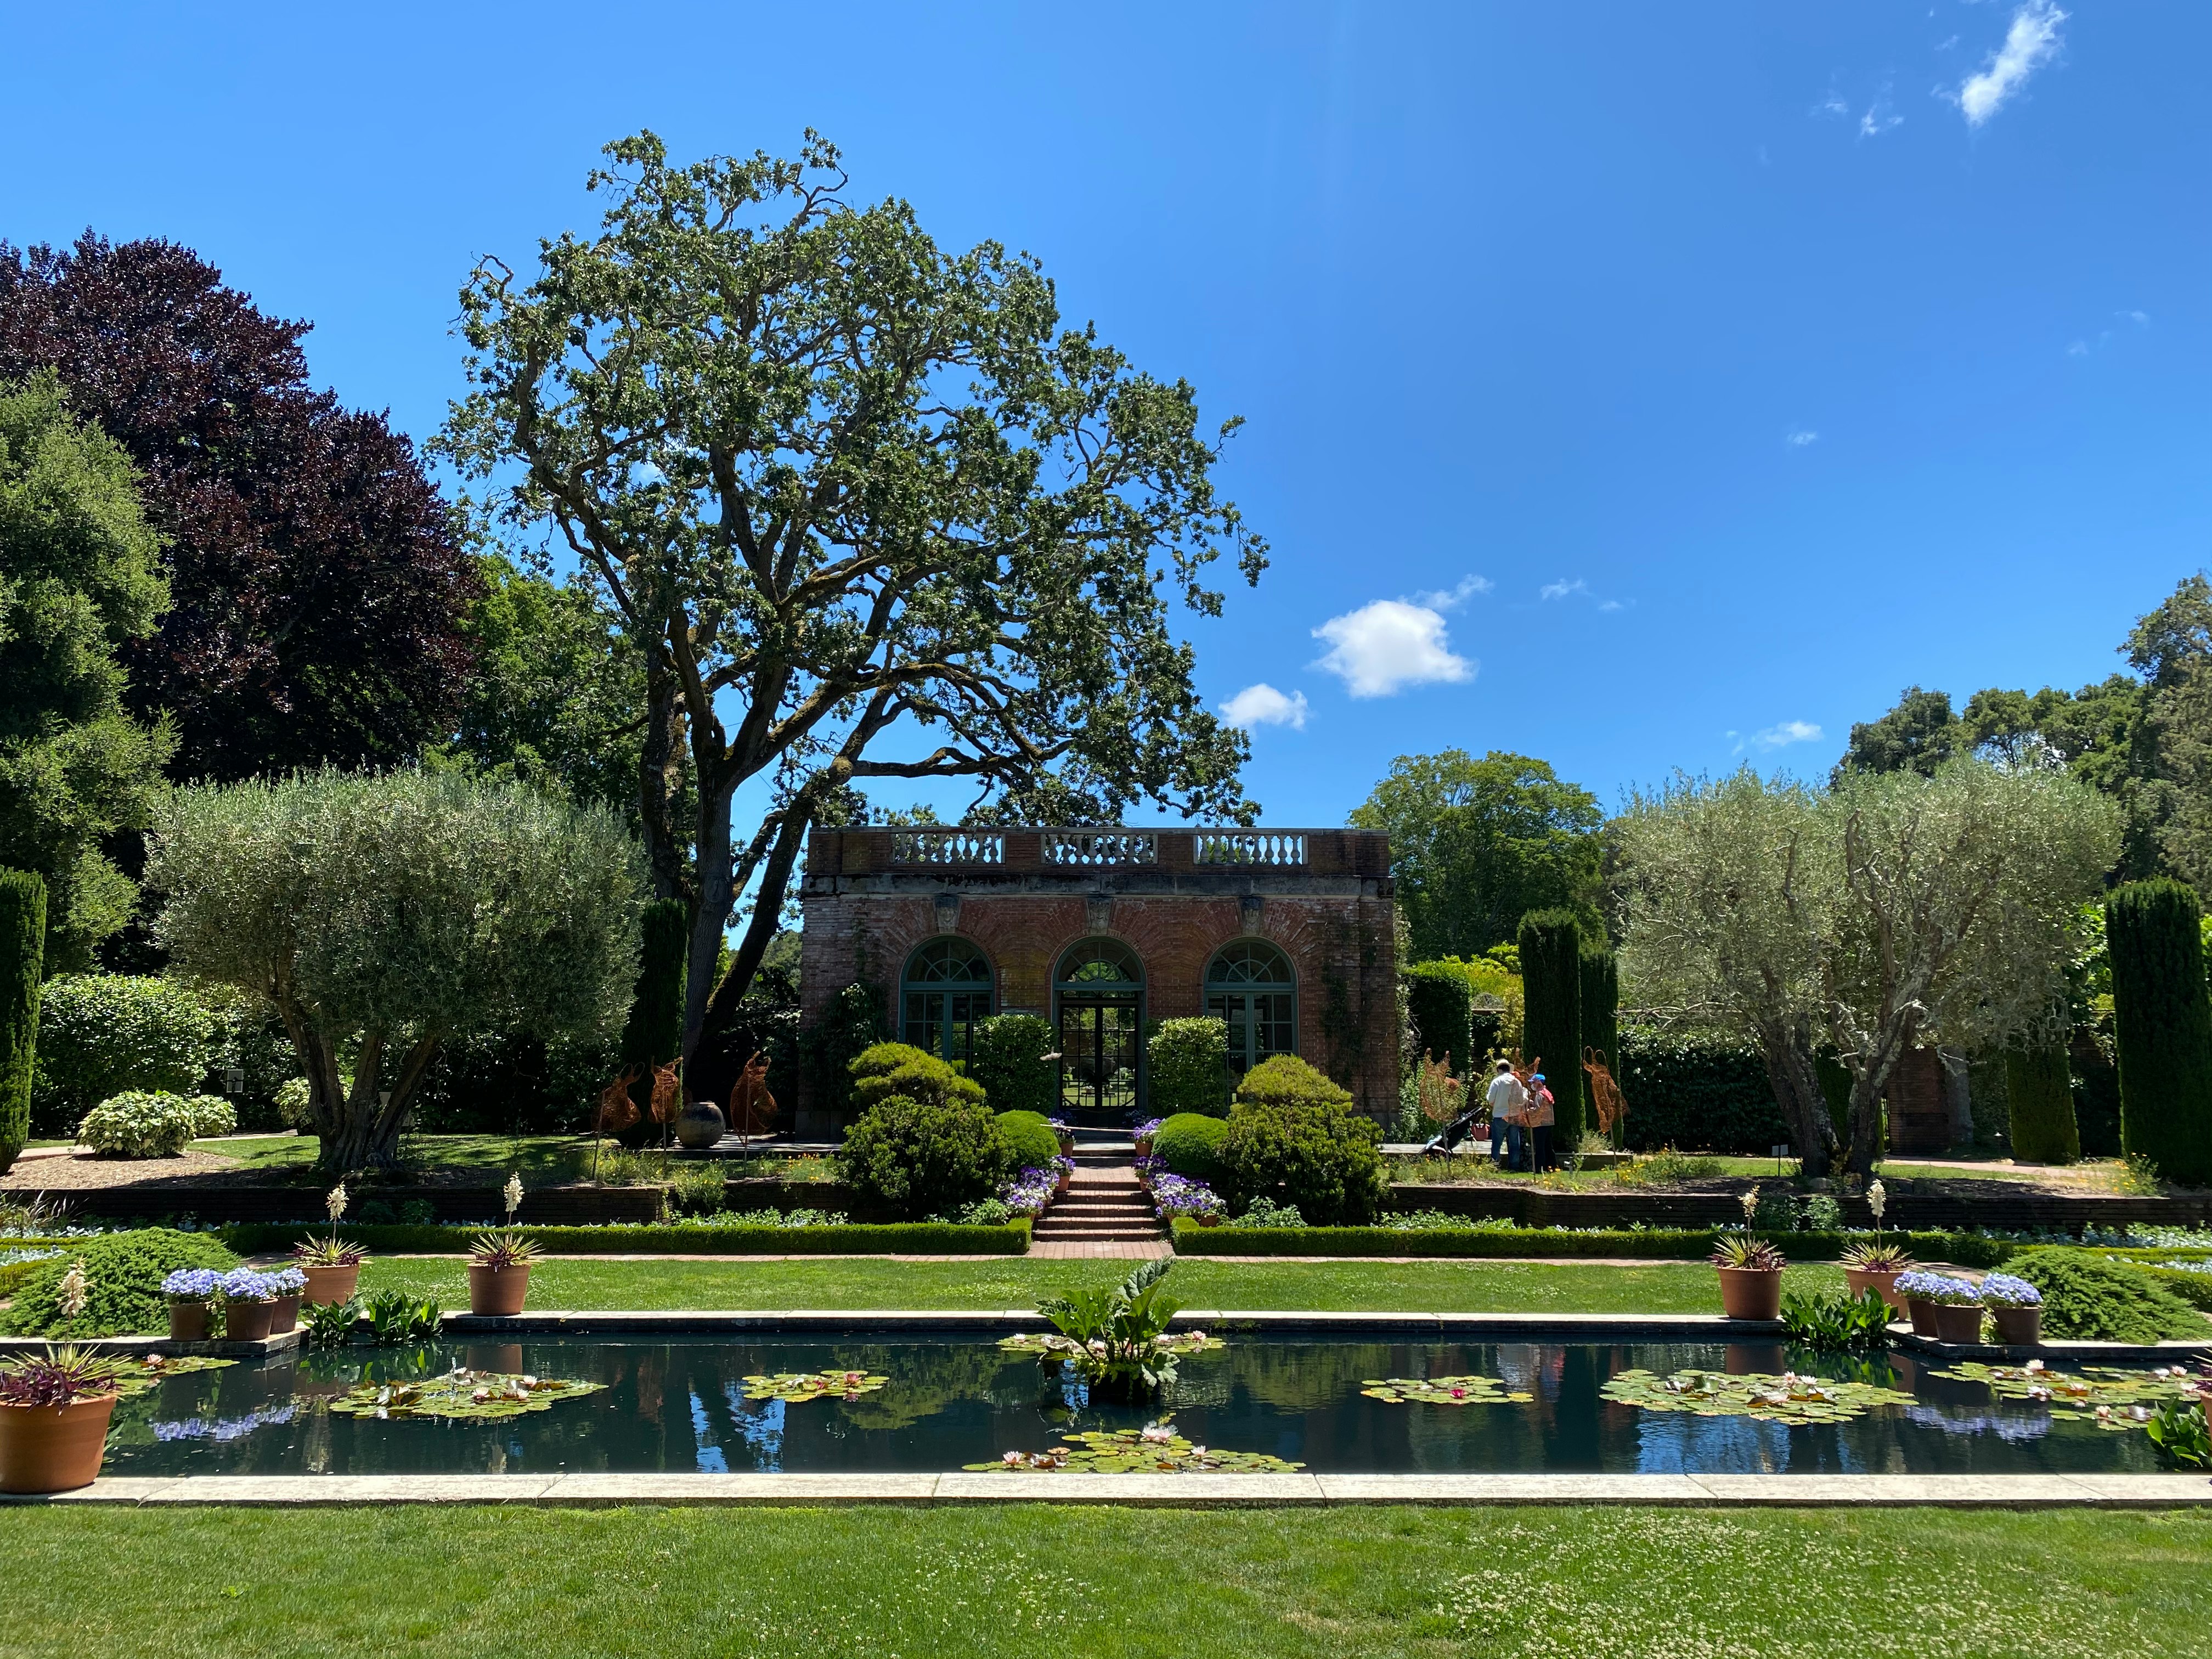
[148,768,647,1171]
[1615,760,2119,1178]
[437,131,1265,1063]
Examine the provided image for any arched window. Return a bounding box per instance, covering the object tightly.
[1054,938,1143,1120]
[901,938,993,1063]
[1206,939,1296,1083]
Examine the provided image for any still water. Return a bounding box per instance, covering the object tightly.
[103,1337,2169,1478]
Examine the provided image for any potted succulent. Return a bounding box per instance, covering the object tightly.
[162,1268,222,1341]
[1840,1241,1917,1314]
[1709,1234,1787,1320]
[293,1182,368,1305]
[1978,1273,2043,1346]
[0,1346,123,1494]
[466,1231,541,1317]
[265,1265,307,1335]
[219,1268,280,1342]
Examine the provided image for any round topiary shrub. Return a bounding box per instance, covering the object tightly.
[1152,1112,1229,1183]
[967,1014,1057,1115]
[836,1093,1016,1220]
[1148,1017,1229,1117]
[29,974,225,1134]
[848,1042,985,1111]
[0,1227,239,1338]
[995,1109,1062,1171]
[1220,1060,1387,1227]
[2005,1247,2208,1344]
[77,1091,202,1158]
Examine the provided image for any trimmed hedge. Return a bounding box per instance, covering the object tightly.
[2005,1044,2080,1165]
[217,1219,1032,1257]
[1148,1017,1229,1117]
[1616,1025,1788,1154]
[1152,1112,1229,1183]
[2108,880,2212,1184]
[995,1109,1062,1171]
[1171,1220,2006,1265]
[1404,965,1474,1076]
[0,867,41,1175]
[1519,910,1584,1143]
[29,973,224,1135]
[968,1014,1057,1115]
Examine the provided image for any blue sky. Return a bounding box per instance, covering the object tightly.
[5,1,2207,828]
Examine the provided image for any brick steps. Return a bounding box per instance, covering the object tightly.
[1030,1156,1165,1246]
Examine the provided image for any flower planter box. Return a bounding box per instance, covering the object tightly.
[1905,1297,1941,1338]
[1932,1302,1984,1344]
[224,1299,277,1342]
[467,1263,530,1318]
[167,1301,212,1342]
[301,1263,360,1306]
[0,1395,117,1493]
[1990,1306,2041,1346]
[1714,1267,1782,1320]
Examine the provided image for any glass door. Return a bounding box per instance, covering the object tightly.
[1058,998,1140,1121]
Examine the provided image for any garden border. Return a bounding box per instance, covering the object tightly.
[215,1220,1032,1257]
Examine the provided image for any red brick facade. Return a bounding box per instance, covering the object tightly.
[797,827,1398,1135]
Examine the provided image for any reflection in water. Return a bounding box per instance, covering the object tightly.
[98,1338,2168,1480]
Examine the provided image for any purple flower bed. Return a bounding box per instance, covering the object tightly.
[1150,1173,1225,1221]
[998,1167,1059,1218]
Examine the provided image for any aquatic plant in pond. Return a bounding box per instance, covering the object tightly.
[1929,1360,2208,1431]
[968,1421,1304,1474]
[326,1368,602,1421]
[1359,1374,1531,1405]
[740,1370,890,1403]
[1779,1288,1892,1351]
[1601,1368,1914,1425]
[106,1355,235,1397]
[1026,1258,1199,1400]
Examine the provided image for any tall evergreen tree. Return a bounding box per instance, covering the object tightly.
[0,867,44,1175]
[1518,909,1584,1147]
[2107,879,2212,1184]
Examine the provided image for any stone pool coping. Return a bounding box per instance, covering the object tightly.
[11,1471,2209,1508]
[435,1309,1796,1339]
[0,1330,300,1359]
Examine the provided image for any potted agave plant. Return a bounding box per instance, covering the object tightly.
[1840,1242,1916,1314]
[162,1268,222,1341]
[220,1268,280,1342]
[1979,1273,2043,1346]
[1711,1234,1788,1320]
[0,1346,122,1493]
[467,1232,541,1317]
[293,1183,368,1305]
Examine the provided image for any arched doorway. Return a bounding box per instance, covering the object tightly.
[901,937,994,1064]
[1205,938,1296,1089]
[1054,937,1143,1123]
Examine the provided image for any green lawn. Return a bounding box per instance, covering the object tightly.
[2,1504,2204,1658]
[190,1135,839,1186]
[354,1254,1848,1313]
[1389,1151,2117,1188]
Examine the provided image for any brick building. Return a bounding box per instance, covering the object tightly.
[796,825,1398,1136]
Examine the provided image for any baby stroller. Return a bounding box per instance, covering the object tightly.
[1422,1099,1487,1156]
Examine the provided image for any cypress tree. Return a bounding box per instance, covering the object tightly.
[2107,879,2212,1186]
[616,897,690,1146]
[0,869,45,1177]
[1404,964,1475,1075]
[1518,909,1584,1146]
[2004,1043,2080,1165]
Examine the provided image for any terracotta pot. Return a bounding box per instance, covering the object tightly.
[224,1298,276,1342]
[167,1300,211,1341]
[1714,1266,1784,1321]
[1844,1268,1906,1314]
[468,1263,530,1317]
[301,1263,360,1306]
[1197,1212,1220,1228]
[1055,1171,1071,1196]
[0,1395,119,1494]
[675,1098,726,1150]
[268,1293,301,1335]
[1990,1306,2042,1346]
[1133,1137,1153,1159]
[1933,1302,1985,1345]
[1056,1132,1076,1156]
[1906,1297,1940,1338]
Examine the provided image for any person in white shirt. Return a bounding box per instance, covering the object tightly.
[1484,1059,1526,1171]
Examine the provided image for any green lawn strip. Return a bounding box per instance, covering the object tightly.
[354,1254,1847,1313]
[1,1505,2204,1658]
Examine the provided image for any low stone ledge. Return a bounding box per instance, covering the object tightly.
[0,1330,300,1359]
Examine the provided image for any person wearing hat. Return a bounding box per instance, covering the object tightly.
[1525,1070,1556,1172]
[1483,1058,1526,1171]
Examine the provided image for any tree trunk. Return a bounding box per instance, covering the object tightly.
[680,772,739,1071]
[637,642,691,906]
[1842,1015,1917,1182]
[313,1028,445,1174]
[1753,1017,1839,1177]
[698,805,810,1055]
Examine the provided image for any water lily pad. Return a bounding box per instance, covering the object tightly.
[1360,1375,1531,1406]
[1601,1367,1913,1426]
[326,1368,602,1421]
[1929,1362,2208,1430]
[966,1421,1302,1474]
[108,1356,238,1397]
[997,1331,1223,1357]
[739,1370,891,1403]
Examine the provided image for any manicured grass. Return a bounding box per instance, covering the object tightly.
[192,1134,840,1186]
[1388,1150,2123,1188]
[354,1253,1848,1312]
[1,1504,2205,1657]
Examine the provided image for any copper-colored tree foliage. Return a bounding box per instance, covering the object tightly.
[0,233,477,781]
[727,1051,777,1137]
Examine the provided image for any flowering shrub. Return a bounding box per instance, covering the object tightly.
[1150,1173,1226,1221]
[1895,1271,1981,1306]
[1978,1273,2043,1309]
[161,1268,223,1302]
[77,1091,201,1158]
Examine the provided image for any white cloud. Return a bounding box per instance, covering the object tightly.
[2121,309,2151,326]
[1409,574,1492,611]
[1311,600,1475,698]
[1814,90,1851,119]
[1539,578,1588,601]
[1957,2,2066,127]
[1735,719,1825,754]
[1598,599,1625,613]
[1785,428,1820,447]
[1859,105,1904,138]
[1220,683,1310,731]
[2067,339,2091,357]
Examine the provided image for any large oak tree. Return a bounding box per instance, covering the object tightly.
[440,133,1265,1064]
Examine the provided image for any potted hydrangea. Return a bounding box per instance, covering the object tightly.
[466,1231,541,1317]
[1709,1233,1788,1319]
[162,1268,223,1341]
[0,1346,122,1494]
[292,1183,368,1305]
[1839,1242,1917,1314]
[219,1268,280,1342]
[1978,1273,2042,1346]
[1897,1271,1981,1342]
[265,1265,307,1335]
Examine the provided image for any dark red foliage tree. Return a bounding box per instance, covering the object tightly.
[0,233,477,781]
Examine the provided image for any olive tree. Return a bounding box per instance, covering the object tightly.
[1617,761,2118,1179]
[438,132,1264,1068]
[148,769,646,1171]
